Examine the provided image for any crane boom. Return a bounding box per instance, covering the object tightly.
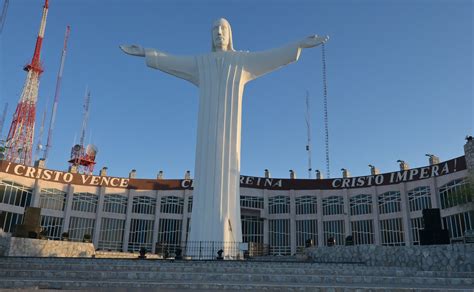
[44,25,71,163]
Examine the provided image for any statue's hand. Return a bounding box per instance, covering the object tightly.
[299,35,329,48]
[120,44,146,57]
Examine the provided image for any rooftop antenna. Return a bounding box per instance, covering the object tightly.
[305,90,312,179]
[44,25,70,164]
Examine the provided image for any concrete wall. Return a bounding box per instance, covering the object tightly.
[306,244,474,272]
[0,235,95,257]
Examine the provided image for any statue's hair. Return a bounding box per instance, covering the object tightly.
[211,18,235,52]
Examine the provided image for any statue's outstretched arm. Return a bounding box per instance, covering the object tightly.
[120,45,145,57]
[120,44,198,86]
[298,35,329,48]
[243,35,329,82]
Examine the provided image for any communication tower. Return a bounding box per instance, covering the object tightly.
[44,25,71,164]
[5,0,49,165]
[68,89,97,174]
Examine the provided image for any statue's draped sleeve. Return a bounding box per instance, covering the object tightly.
[243,43,301,82]
[145,49,199,86]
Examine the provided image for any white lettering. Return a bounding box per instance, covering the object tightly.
[53,171,62,182]
[332,179,342,188]
[375,175,384,185]
[264,179,273,187]
[273,180,283,187]
[181,179,191,188]
[356,177,365,187]
[63,173,73,183]
[440,163,449,175]
[100,177,110,186]
[13,165,26,176]
[110,178,120,187]
[245,177,254,185]
[90,176,100,185]
[389,172,395,183]
[120,179,129,188]
[396,171,407,182]
[25,167,35,178]
[419,167,429,179]
[408,169,419,180]
[42,170,52,180]
[367,176,374,186]
[5,162,11,172]
[431,165,439,177]
[81,175,91,184]
[341,179,350,188]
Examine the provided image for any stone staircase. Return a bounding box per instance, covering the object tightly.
[0,257,473,291]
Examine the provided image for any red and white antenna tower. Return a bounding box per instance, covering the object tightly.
[68,88,97,174]
[5,0,49,165]
[44,25,70,164]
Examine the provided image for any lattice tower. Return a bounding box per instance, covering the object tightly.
[5,0,49,165]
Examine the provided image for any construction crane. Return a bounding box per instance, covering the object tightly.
[305,91,312,179]
[44,25,70,164]
[5,0,49,165]
[0,0,9,34]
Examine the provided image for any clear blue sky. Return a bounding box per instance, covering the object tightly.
[0,0,472,179]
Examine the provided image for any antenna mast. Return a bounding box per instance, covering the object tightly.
[322,43,330,178]
[0,103,8,139]
[0,0,9,34]
[305,91,312,179]
[44,25,70,163]
[79,87,90,148]
[5,0,49,165]
[33,108,47,162]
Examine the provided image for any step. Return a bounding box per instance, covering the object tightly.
[0,269,472,287]
[1,278,474,291]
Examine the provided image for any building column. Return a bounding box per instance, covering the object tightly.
[263,189,269,245]
[61,185,75,233]
[343,188,351,238]
[92,186,105,248]
[399,182,412,246]
[317,191,323,246]
[372,186,381,245]
[151,190,161,253]
[31,179,41,207]
[181,189,191,245]
[122,189,133,252]
[289,190,296,255]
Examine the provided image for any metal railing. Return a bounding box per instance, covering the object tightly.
[154,241,269,260]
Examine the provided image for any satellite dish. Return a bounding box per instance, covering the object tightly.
[86,144,98,158]
[73,144,82,152]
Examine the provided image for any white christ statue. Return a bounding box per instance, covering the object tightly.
[121,18,328,256]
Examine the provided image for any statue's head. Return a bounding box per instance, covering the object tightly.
[212,18,234,52]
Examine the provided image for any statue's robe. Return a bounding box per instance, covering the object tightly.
[144,44,301,247]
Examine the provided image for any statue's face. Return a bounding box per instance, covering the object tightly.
[212,21,230,51]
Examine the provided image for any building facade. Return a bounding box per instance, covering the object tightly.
[0,140,473,255]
